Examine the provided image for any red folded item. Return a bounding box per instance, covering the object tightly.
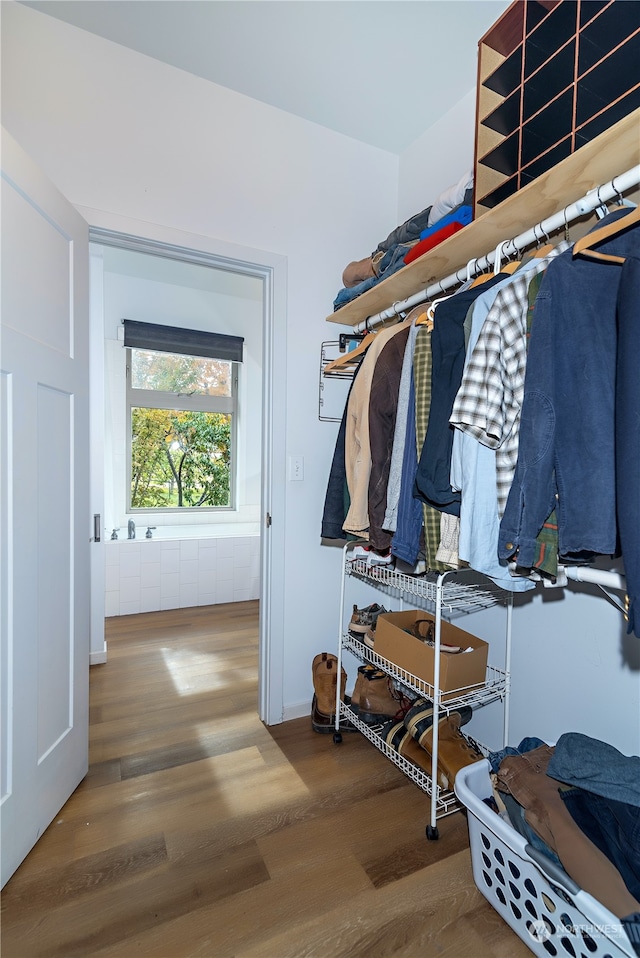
[403,220,466,265]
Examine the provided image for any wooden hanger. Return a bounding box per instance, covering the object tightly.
[323,330,376,373]
[500,261,521,274]
[572,205,640,264]
[415,311,433,328]
[533,242,556,258]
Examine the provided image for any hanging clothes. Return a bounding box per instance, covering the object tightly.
[499,209,640,573]
[448,247,568,589]
[342,319,412,538]
[414,275,504,516]
[615,254,640,636]
[367,323,411,551]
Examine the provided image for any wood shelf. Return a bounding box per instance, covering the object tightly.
[474,0,640,215]
[326,108,640,328]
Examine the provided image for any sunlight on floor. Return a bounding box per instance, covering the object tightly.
[160,646,253,695]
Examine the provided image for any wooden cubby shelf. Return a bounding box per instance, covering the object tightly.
[474,0,640,215]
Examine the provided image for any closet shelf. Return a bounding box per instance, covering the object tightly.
[326,107,640,329]
[343,632,508,712]
[338,700,460,815]
[338,701,460,814]
[346,558,507,617]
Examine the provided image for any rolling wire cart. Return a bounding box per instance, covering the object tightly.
[333,542,512,839]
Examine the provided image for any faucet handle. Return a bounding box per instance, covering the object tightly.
[145,526,157,538]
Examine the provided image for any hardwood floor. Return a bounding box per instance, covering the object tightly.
[1,602,532,957]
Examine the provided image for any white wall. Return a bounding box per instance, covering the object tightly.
[1,0,399,721]
[398,90,477,226]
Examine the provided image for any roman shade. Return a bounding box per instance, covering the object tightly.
[122,319,244,362]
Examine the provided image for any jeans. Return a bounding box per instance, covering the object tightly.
[374,205,432,253]
[547,731,640,808]
[561,787,640,899]
[499,209,640,568]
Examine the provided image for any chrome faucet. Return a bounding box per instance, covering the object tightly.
[128,519,136,539]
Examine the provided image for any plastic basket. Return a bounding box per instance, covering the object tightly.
[455,760,636,958]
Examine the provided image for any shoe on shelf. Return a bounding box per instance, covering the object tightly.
[349,602,388,636]
[350,543,371,563]
[358,672,414,725]
[403,697,473,748]
[349,543,395,569]
[350,664,387,714]
[367,548,394,568]
[419,712,483,788]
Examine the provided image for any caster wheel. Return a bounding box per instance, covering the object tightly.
[333,732,343,744]
[426,825,439,841]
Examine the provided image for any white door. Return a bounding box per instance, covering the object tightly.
[1,130,90,888]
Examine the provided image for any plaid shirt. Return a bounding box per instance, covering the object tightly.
[450,244,569,515]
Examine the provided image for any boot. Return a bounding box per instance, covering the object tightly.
[350,664,386,714]
[312,653,346,716]
[403,697,472,748]
[419,713,483,789]
[358,672,413,725]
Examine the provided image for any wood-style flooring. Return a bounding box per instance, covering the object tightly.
[1,601,532,957]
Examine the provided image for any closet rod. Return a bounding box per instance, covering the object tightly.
[564,566,626,592]
[354,164,640,334]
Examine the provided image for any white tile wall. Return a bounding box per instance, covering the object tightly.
[105,536,260,615]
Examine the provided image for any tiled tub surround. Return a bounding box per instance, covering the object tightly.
[105,530,260,616]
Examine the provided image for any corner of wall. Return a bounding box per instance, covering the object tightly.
[397,88,478,225]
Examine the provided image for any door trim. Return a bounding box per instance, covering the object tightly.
[84,213,288,725]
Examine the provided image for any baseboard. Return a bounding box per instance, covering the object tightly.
[90,645,107,665]
[282,700,312,722]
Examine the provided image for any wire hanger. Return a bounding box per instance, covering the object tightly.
[572,204,640,265]
[500,238,522,274]
[533,222,555,258]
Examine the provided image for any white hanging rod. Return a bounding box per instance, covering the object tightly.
[564,566,626,592]
[355,164,640,334]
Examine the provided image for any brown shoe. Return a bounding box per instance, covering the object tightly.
[420,713,483,789]
[350,664,386,714]
[358,673,413,725]
[311,693,357,734]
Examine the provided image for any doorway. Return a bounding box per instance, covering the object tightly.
[87,224,288,726]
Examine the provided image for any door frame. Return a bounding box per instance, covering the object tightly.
[83,209,288,725]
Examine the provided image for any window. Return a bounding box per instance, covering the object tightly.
[123,320,243,512]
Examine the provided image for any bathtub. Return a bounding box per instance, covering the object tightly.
[110,522,260,541]
[105,522,261,616]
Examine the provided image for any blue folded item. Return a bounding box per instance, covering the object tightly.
[419,205,473,241]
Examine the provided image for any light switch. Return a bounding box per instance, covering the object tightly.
[288,455,304,481]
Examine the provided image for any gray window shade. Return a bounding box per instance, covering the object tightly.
[123,319,243,362]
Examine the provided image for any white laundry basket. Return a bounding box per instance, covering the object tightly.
[455,760,636,958]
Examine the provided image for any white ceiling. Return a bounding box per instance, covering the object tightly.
[21,0,510,154]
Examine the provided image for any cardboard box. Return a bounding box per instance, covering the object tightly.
[374,609,488,697]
